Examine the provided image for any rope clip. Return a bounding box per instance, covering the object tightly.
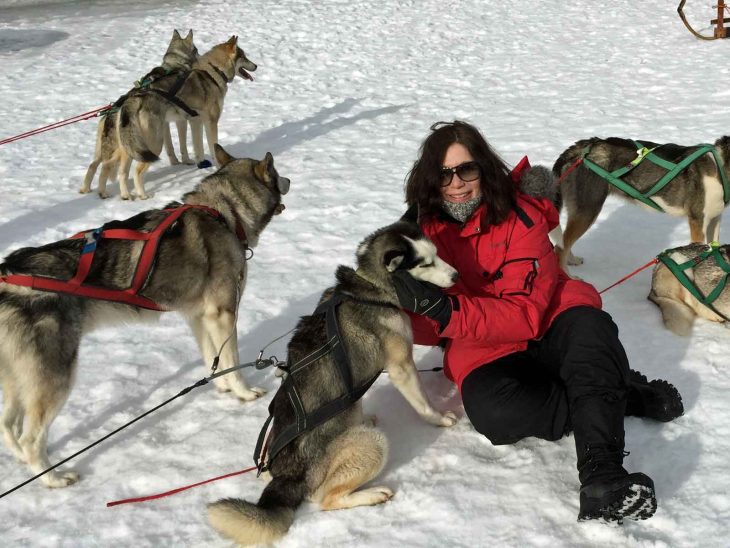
[254,351,285,370]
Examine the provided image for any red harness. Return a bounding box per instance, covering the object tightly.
[0,204,243,311]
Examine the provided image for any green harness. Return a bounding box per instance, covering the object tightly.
[581,141,730,212]
[657,242,730,322]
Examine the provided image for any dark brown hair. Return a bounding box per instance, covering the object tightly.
[404,120,516,225]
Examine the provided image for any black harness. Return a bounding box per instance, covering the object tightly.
[208,63,233,86]
[253,292,394,473]
[144,70,199,117]
[109,70,199,118]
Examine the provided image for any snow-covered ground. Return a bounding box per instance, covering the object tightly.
[1,0,729,546]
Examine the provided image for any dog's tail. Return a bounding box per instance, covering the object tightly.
[207,474,307,545]
[116,101,161,163]
[552,138,599,178]
[551,137,601,214]
[519,165,558,204]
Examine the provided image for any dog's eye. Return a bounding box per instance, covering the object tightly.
[418,263,433,268]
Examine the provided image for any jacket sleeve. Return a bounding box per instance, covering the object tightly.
[439,212,559,344]
[406,310,442,346]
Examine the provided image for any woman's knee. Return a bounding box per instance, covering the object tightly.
[465,405,525,445]
[560,306,619,338]
[462,377,532,444]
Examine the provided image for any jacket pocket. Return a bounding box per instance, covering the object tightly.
[493,257,539,297]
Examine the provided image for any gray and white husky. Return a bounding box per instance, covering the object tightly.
[649,242,730,336]
[114,35,257,200]
[80,29,200,199]
[207,219,459,546]
[553,136,730,270]
[0,145,289,487]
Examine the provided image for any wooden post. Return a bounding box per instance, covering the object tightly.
[716,1,727,38]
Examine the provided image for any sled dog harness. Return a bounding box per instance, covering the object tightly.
[0,204,247,310]
[253,292,394,474]
[580,141,730,212]
[104,70,199,118]
[657,242,730,322]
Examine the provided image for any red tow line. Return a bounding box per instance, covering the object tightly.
[558,156,584,184]
[107,466,258,507]
[0,104,113,146]
[598,258,659,294]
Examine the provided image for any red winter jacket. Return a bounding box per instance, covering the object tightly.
[409,193,602,389]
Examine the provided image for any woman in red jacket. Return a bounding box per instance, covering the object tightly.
[392,121,683,523]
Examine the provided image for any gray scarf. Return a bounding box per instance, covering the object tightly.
[441,196,482,223]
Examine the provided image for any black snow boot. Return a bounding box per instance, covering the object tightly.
[625,370,684,422]
[577,444,657,522]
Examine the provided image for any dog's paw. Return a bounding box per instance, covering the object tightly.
[120,193,131,200]
[136,193,150,200]
[236,386,267,402]
[43,470,80,488]
[79,187,91,194]
[431,411,458,427]
[168,156,181,165]
[440,411,458,426]
[568,253,584,266]
[98,192,109,199]
[368,486,394,504]
[182,157,195,165]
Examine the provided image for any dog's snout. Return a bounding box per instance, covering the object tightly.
[451,271,459,283]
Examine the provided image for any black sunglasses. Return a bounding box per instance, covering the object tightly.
[440,161,480,186]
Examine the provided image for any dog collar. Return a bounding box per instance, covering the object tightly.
[209,63,233,84]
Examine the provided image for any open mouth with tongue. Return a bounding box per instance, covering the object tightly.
[238,67,254,81]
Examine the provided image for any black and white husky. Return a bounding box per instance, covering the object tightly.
[208,219,459,546]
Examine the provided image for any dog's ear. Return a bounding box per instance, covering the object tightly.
[225,35,238,53]
[214,144,235,167]
[185,29,193,42]
[255,152,274,182]
[172,29,182,40]
[400,204,419,224]
[384,250,405,272]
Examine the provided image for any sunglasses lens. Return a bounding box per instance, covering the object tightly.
[456,163,480,182]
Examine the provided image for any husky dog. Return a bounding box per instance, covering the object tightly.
[553,137,730,269]
[115,35,257,200]
[649,242,730,336]
[0,145,289,487]
[80,30,200,199]
[207,220,459,546]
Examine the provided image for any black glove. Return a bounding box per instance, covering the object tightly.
[392,270,453,331]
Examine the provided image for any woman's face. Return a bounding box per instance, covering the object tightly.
[439,143,481,203]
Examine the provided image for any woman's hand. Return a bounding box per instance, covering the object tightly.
[391,270,453,331]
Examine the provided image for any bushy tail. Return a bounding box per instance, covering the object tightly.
[116,102,161,163]
[552,138,599,177]
[551,138,602,215]
[519,165,558,203]
[207,475,307,546]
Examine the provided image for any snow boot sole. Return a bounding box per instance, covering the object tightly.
[578,472,657,523]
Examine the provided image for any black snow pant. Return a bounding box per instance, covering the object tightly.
[460,306,631,476]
